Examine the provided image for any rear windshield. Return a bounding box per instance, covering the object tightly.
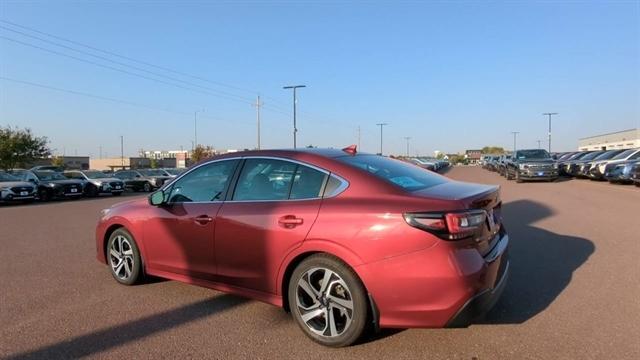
[514,149,551,160]
[336,155,446,191]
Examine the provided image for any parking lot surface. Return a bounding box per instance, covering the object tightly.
[2,166,639,359]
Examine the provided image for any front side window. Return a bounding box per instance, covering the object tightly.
[337,155,446,192]
[233,159,298,201]
[168,160,239,203]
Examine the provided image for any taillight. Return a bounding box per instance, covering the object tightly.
[404,210,487,240]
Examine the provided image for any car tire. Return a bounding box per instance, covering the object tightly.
[515,172,523,183]
[288,254,368,348]
[38,188,51,202]
[87,185,99,197]
[107,228,143,285]
[143,182,151,192]
[112,192,122,196]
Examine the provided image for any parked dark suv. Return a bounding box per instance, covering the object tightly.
[506,149,558,182]
[64,170,125,197]
[114,169,170,192]
[10,170,84,201]
[0,171,37,203]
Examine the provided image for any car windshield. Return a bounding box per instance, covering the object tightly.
[612,149,637,160]
[515,149,550,160]
[0,172,20,182]
[594,150,622,160]
[83,171,110,179]
[138,169,165,176]
[570,152,591,160]
[34,171,67,180]
[580,151,605,160]
[558,153,575,160]
[337,154,447,191]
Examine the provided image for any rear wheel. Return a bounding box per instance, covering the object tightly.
[143,182,151,192]
[38,188,51,201]
[107,228,143,285]
[288,254,368,347]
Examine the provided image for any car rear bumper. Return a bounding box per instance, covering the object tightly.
[357,232,510,328]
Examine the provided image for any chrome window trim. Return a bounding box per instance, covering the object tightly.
[160,155,350,204]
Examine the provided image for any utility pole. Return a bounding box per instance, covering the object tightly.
[376,123,388,155]
[99,146,102,159]
[120,135,124,168]
[254,96,263,150]
[511,131,520,153]
[283,85,306,148]
[404,137,411,157]
[537,140,541,149]
[542,112,558,153]
[357,126,361,150]
[194,109,205,148]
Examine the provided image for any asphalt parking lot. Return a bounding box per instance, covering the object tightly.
[1,166,639,360]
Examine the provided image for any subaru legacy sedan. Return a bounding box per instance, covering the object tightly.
[96,147,509,347]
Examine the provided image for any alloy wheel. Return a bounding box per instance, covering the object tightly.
[109,235,135,281]
[295,267,354,338]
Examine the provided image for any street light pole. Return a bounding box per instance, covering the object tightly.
[404,136,411,157]
[537,139,541,149]
[120,135,124,168]
[254,96,263,150]
[283,85,306,148]
[194,109,205,147]
[376,123,388,155]
[511,131,520,153]
[542,112,558,153]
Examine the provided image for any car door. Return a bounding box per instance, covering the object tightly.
[215,158,328,294]
[143,159,240,280]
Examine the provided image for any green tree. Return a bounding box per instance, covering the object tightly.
[149,158,158,169]
[0,126,50,171]
[51,156,65,167]
[436,152,445,159]
[191,144,214,162]
[481,146,505,154]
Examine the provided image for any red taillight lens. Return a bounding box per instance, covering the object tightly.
[404,210,487,240]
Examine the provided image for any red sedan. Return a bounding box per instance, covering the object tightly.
[96,147,509,347]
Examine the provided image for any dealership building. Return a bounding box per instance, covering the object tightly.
[578,128,639,151]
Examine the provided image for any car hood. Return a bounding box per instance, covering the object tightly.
[0,181,35,188]
[40,179,83,186]
[514,159,555,164]
[89,177,123,183]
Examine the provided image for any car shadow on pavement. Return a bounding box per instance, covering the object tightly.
[6,294,246,360]
[480,199,595,324]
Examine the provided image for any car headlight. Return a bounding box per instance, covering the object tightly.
[553,163,558,169]
[519,164,527,170]
[598,164,606,172]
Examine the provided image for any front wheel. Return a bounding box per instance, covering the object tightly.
[288,254,368,347]
[143,182,152,192]
[107,228,143,285]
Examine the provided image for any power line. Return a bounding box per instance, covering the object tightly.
[0,18,263,97]
[0,35,257,106]
[0,25,256,104]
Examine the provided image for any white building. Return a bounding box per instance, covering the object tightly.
[578,129,639,151]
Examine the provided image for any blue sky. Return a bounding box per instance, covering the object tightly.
[1,1,638,158]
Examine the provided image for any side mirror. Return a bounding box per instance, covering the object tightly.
[149,190,166,206]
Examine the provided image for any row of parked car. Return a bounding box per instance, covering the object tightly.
[0,166,186,204]
[481,148,640,186]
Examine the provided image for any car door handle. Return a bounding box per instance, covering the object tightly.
[278,215,303,228]
[194,215,213,225]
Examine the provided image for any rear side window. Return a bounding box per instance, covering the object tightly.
[337,155,446,191]
[233,159,297,201]
[289,165,328,199]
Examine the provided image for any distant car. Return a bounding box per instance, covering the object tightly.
[558,151,593,176]
[30,165,64,172]
[506,149,558,182]
[578,150,625,178]
[604,160,640,184]
[114,169,171,192]
[64,170,125,197]
[10,170,84,201]
[631,163,640,187]
[409,158,436,171]
[159,168,184,177]
[0,171,37,203]
[565,151,605,178]
[588,148,640,180]
[136,169,173,188]
[496,155,512,177]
